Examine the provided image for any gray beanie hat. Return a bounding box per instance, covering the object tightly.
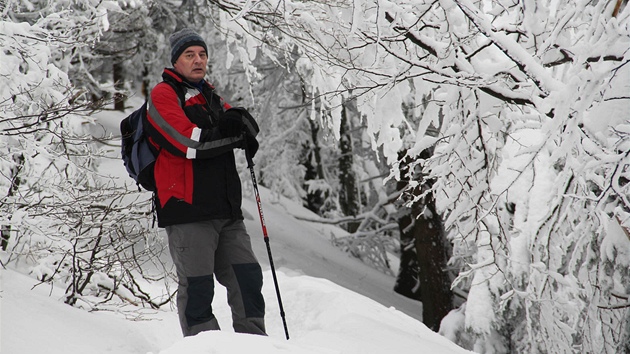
[169,28,208,64]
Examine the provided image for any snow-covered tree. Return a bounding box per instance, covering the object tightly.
[5,1,628,351]
[204,0,630,352]
[0,1,173,310]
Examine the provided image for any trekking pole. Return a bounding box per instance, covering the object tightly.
[245,146,290,340]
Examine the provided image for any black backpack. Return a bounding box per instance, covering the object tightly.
[120,101,158,191]
[120,82,184,191]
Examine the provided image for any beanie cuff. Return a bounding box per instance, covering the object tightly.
[171,40,208,64]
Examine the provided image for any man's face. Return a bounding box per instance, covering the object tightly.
[173,45,208,83]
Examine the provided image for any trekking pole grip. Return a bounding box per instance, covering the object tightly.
[243,133,255,168]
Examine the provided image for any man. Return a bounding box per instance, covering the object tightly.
[145,28,265,337]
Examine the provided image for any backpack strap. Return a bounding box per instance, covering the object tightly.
[143,80,187,157]
[162,80,187,109]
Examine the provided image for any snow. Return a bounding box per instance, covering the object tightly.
[0,213,473,354]
[0,106,474,354]
[3,2,627,351]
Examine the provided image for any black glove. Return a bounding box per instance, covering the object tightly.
[218,110,244,137]
[224,107,259,138]
[245,135,259,159]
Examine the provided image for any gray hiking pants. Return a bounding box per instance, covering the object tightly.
[165,219,266,337]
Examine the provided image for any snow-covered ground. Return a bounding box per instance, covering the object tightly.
[0,105,474,354]
[1,264,472,354]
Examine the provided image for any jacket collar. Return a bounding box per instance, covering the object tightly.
[162,68,215,90]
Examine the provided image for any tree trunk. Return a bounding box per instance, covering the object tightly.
[395,149,453,331]
[1,153,24,251]
[394,207,423,302]
[338,104,360,232]
[141,65,151,102]
[113,60,125,111]
[300,81,326,214]
[412,193,452,331]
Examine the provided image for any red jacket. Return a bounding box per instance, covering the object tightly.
[146,68,246,227]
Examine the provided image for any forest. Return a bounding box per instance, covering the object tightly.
[1,1,629,353]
